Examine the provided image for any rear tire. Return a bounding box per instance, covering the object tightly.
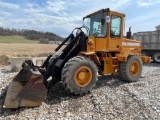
[119,55,142,82]
[141,51,148,56]
[61,56,98,95]
[152,52,160,63]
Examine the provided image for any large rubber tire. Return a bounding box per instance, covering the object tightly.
[119,55,142,82]
[152,52,160,63]
[141,51,148,56]
[61,56,98,95]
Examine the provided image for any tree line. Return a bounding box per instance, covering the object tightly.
[0,27,64,41]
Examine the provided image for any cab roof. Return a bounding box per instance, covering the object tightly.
[83,8,125,20]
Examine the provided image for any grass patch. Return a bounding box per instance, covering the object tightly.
[0,35,38,43]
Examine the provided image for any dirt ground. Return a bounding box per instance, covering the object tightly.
[0,43,58,65]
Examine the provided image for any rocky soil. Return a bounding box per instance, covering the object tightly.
[0,63,160,120]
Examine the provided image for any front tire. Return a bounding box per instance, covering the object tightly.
[119,55,142,82]
[61,56,98,95]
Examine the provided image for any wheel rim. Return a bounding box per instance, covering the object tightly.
[130,61,140,76]
[74,66,92,87]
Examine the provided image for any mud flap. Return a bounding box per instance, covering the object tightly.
[3,65,47,108]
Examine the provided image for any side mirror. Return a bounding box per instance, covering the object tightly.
[83,18,87,26]
[101,18,105,25]
[106,16,110,23]
[126,27,132,39]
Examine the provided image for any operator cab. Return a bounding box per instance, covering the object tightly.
[83,8,125,52]
[83,8,123,38]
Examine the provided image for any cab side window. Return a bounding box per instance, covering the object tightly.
[110,15,121,38]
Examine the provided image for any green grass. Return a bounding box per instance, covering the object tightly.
[0,36,38,43]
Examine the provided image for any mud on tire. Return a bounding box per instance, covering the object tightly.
[61,56,98,95]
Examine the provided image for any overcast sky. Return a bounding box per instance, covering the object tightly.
[0,0,160,37]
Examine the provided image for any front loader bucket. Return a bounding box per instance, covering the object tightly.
[3,65,47,108]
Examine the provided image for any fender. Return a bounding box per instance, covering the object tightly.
[116,48,140,62]
[79,52,101,65]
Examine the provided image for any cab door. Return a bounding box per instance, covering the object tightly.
[108,13,123,51]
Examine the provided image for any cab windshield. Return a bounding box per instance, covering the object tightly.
[86,12,107,37]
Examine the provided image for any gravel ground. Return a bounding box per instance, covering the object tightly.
[0,63,160,120]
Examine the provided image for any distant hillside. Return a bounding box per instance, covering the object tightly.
[0,27,64,42]
[0,36,38,43]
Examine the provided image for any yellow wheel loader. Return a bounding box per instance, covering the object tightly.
[3,8,151,108]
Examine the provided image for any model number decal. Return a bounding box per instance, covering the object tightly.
[122,42,140,46]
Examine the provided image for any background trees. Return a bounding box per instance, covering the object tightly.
[0,27,64,42]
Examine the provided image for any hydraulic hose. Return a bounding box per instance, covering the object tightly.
[58,31,83,59]
[42,33,74,68]
[55,33,74,52]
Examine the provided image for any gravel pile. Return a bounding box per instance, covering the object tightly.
[0,63,160,119]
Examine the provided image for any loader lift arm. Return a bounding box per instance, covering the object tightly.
[43,27,89,86]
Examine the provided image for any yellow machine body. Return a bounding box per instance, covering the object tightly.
[82,9,151,75]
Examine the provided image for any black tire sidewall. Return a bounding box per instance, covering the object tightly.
[153,53,160,63]
[63,56,98,94]
[120,56,142,82]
